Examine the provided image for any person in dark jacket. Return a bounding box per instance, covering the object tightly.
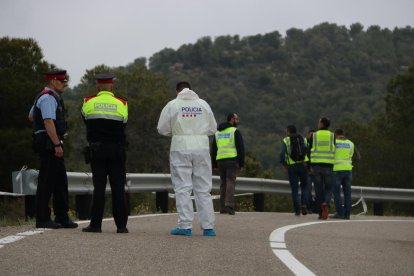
[28,70,78,229]
[211,113,245,215]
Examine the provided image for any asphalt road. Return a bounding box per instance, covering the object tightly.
[0,213,413,276]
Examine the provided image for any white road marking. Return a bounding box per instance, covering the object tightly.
[270,242,286,249]
[0,213,174,249]
[269,219,414,276]
[0,235,25,244]
[16,230,44,236]
[273,249,315,276]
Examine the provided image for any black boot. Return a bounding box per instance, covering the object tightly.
[82,225,102,233]
[55,218,78,228]
[36,221,62,229]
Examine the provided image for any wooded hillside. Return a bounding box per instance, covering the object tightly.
[1,22,413,194]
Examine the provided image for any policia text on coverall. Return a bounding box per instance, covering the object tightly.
[157,81,217,237]
[28,70,78,229]
[211,113,245,215]
[81,73,129,233]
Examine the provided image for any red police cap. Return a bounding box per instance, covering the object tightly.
[95,72,115,84]
[44,70,67,82]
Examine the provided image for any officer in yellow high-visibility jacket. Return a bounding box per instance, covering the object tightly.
[332,128,360,220]
[309,117,335,220]
[211,113,245,215]
[81,73,129,234]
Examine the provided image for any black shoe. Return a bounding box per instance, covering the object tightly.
[329,213,343,219]
[82,226,102,233]
[295,211,300,216]
[56,219,78,228]
[301,205,307,215]
[344,213,350,220]
[220,210,226,214]
[117,228,129,233]
[36,221,62,229]
[224,206,235,215]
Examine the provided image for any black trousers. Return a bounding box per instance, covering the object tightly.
[218,159,239,209]
[89,144,128,229]
[35,135,69,223]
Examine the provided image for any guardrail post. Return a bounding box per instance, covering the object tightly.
[373,202,384,216]
[125,192,131,215]
[253,193,264,212]
[156,191,169,213]
[25,195,36,219]
[75,195,92,220]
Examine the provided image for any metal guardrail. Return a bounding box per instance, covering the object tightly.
[12,168,414,203]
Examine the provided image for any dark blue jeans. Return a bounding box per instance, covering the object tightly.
[287,163,308,213]
[311,165,334,215]
[333,171,353,217]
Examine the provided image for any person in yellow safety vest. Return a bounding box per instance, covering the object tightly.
[211,113,245,215]
[279,125,309,216]
[81,72,129,234]
[331,128,361,220]
[309,117,336,220]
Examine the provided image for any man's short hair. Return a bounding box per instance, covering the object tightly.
[320,117,331,128]
[176,81,191,92]
[227,113,236,122]
[335,128,344,136]
[286,125,297,134]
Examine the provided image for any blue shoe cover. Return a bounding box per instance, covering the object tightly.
[203,229,216,237]
[170,228,192,236]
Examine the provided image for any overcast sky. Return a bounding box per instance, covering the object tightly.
[1,0,413,87]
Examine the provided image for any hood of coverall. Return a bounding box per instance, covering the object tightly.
[158,88,217,152]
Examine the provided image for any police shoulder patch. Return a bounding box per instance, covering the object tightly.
[83,95,97,103]
[114,96,127,106]
[40,90,54,96]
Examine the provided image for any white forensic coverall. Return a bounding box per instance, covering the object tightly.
[157,88,217,230]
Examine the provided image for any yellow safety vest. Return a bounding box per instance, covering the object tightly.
[310,130,335,164]
[81,91,128,123]
[215,127,237,160]
[333,139,354,171]
[283,136,309,165]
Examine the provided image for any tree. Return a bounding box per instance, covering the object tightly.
[0,37,53,191]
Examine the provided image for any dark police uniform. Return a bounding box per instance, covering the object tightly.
[81,73,129,233]
[31,70,77,229]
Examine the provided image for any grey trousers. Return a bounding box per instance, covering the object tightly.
[218,159,239,209]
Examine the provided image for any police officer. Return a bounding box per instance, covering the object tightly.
[331,128,360,219]
[29,70,78,229]
[81,73,129,233]
[309,117,336,220]
[211,113,245,215]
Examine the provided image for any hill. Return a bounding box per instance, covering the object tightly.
[147,22,414,174]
